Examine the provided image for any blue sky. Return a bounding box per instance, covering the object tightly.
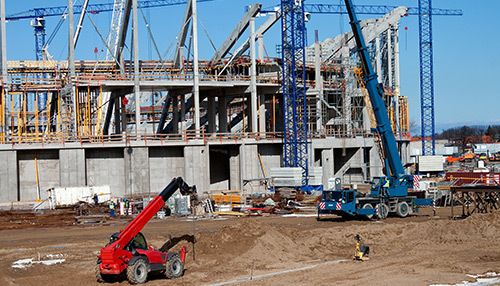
[4,0,500,131]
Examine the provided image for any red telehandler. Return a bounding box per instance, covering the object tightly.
[96,177,197,284]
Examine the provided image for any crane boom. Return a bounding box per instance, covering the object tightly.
[344,0,404,178]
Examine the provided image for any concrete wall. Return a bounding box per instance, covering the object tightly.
[0,151,17,202]
[184,145,210,196]
[149,147,184,193]
[59,149,86,187]
[125,147,150,195]
[86,148,126,197]
[17,150,60,201]
[258,144,281,176]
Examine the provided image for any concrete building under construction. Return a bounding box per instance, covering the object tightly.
[0,1,412,203]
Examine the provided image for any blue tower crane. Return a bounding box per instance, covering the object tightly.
[280,0,309,186]
[418,0,435,155]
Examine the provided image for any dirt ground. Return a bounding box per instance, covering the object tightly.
[0,208,499,286]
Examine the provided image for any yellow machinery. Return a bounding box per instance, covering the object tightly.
[354,234,370,261]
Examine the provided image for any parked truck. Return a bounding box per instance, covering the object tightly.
[317,0,432,220]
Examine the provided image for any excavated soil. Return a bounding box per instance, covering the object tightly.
[0,208,499,285]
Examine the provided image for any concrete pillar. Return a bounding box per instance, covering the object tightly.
[394,25,401,134]
[0,0,6,77]
[192,0,201,136]
[207,96,216,134]
[132,0,141,136]
[59,149,85,187]
[239,144,260,186]
[172,95,179,133]
[229,148,240,190]
[314,30,323,133]
[321,148,334,187]
[249,17,258,133]
[124,147,150,195]
[387,28,393,88]
[180,94,186,132]
[369,145,384,178]
[258,93,266,136]
[375,36,382,81]
[257,36,264,61]
[218,95,228,133]
[0,0,6,140]
[68,0,76,77]
[0,151,17,202]
[184,145,209,195]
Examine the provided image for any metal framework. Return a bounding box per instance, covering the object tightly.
[7,0,214,60]
[418,0,435,155]
[451,186,500,218]
[281,0,308,185]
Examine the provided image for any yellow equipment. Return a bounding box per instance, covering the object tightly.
[354,234,370,261]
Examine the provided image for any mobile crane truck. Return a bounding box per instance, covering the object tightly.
[317,0,432,220]
[96,177,196,284]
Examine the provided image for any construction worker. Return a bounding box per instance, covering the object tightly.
[382,177,390,188]
[124,198,130,216]
[109,200,116,218]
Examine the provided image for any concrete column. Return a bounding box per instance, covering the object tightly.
[132,0,141,136]
[0,151,17,202]
[369,145,384,178]
[257,36,264,61]
[393,25,401,134]
[0,0,6,77]
[249,17,258,133]
[0,0,6,140]
[387,28,393,88]
[321,148,334,187]
[229,148,240,190]
[124,147,150,196]
[314,30,323,133]
[184,145,209,195]
[68,0,76,77]
[192,0,201,136]
[180,94,186,132]
[258,93,266,136]
[207,96,216,134]
[375,36,382,81]
[218,95,228,133]
[172,95,179,133]
[59,149,85,187]
[240,144,259,182]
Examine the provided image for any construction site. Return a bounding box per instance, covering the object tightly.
[0,0,499,285]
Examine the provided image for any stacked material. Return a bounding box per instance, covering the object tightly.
[270,167,302,187]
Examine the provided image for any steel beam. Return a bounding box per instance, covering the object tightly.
[173,0,192,68]
[210,3,261,63]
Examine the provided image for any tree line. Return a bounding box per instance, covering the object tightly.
[436,125,500,146]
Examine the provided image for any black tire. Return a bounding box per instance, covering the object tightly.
[127,257,149,284]
[362,203,374,219]
[375,203,389,219]
[165,255,184,279]
[396,201,410,218]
